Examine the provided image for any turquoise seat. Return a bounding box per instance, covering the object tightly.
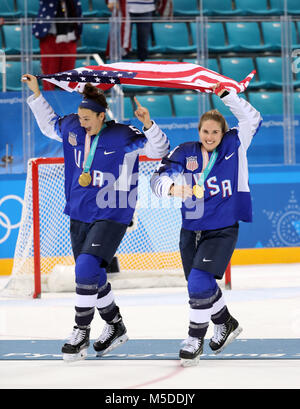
[91,0,112,17]
[124,97,134,119]
[17,0,39,17]
[0,60,41,91]
[234,0,275,15]
[173,93,199,117]
[2,61,21,91]
[136,95,173,117]
[220,57,256,86]
[285,0,300,14]
[0,0,20,17]
[226,22,269,52]
[248,92,283,115]
[207,58,219,73]
[78,23,109,53]
[81,0,98,16]
[255,57,283,88]
[2,25,40,54]
[173,0,199,16]
[269,0,300,14]
[261,21,298,51]
[151,23,195,54]
[190,22,234,53]
[107,96,134,119]
[3,25,23,54]
[202,0,240,15]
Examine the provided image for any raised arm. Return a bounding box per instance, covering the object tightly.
[21,74,62,142]
[134,96,170,159]
[218,86,262,150]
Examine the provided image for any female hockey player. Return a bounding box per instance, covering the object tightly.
[22,74,170,362]
[151,82,262,366]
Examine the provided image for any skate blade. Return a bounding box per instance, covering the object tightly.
[180,356,200,368]
[214,326,243,355]
[96,334,129,357]
[63,348,88,363]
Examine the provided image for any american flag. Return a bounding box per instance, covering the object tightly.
[36,68,138,92]
[36,61,256,93]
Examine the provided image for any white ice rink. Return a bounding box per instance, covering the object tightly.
[0,263,300,390]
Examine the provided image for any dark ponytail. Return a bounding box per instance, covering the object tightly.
[81,83,108,110]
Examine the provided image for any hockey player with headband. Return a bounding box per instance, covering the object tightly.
[22,74,170,362]
[151,82,262,366]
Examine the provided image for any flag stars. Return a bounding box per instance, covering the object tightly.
[37,67,137,89]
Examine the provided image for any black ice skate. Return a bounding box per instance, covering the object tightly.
[179,336,204,367]
[62,325,90,362]
[93,314,128,357]
[209,315,243,354]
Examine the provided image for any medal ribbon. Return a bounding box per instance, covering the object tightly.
[195,147,218,187]
[82,124,106,173]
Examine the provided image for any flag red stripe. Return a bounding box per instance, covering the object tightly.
[87,64,221,80]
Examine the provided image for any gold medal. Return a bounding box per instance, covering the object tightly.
[78,172,92,187]
[193,184,204,199]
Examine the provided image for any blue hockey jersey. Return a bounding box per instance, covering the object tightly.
[27,94,170,225]
[151,92,262,231]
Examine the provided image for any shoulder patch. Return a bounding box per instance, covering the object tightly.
[186,156,199,171]
[68,132,78,146]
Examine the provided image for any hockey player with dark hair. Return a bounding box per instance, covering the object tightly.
[151,82,262,366]
[22,74,170,362]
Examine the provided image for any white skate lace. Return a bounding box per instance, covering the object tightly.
[181,336,201,353]
[211,324,226,344]
[68,327,87,346]
[97,323,114,343]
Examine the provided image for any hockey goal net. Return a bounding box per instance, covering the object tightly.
[4,157,231,298]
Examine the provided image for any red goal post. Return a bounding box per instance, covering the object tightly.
[31,157,64,298]
[7,156,232,298]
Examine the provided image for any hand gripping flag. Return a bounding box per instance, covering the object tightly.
[36,60,256,94]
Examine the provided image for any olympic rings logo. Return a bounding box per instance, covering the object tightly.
[0,195,24,244]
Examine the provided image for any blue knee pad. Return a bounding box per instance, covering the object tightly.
[75,253,107,287]
[188,268,218,299]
